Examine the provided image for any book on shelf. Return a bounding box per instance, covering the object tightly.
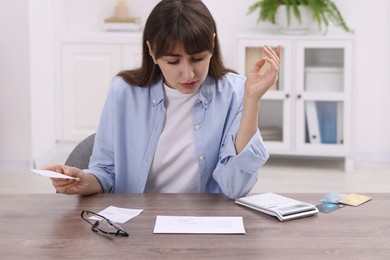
[316,101,338,144]
[305,101,341,144]
[305,101,321,144]
[103,17,142,32]
[337,103,344,144]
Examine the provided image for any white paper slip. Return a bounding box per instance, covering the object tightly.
[89,206,143,224]
[153,216,246,234]
[31,169,79,180]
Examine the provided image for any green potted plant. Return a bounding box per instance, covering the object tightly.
[248,0,353,34]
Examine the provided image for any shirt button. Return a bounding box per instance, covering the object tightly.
[204,100,209,105]
[152,99,157,104]
[198,155,205,161]
[194,124,201,130]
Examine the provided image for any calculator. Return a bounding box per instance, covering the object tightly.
[235,193,319,221]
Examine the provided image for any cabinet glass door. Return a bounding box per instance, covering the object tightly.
[237,38,293,151]
[241,42,291,151]
[304,48,344,93]
[259,100,283,140]
[296,42,350,153]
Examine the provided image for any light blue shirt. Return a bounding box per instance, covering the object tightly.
[85,73,269,199]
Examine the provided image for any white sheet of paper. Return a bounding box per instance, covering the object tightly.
[89,206,143,224]
[153,216,246,234]
[31,169,78,180]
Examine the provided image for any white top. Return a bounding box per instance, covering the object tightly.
[145,83,201,193]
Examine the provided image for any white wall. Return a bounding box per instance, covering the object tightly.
[0,0,32,169]
[29,0,57,167]
[338,0,390,162]
[0,0,55,170]
[0,0,389,171]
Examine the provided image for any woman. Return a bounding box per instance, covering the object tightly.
[48,0,280,199]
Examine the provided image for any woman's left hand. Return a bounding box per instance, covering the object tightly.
[244,45,281,102]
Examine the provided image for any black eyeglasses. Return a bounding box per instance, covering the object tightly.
[81,210,129,237]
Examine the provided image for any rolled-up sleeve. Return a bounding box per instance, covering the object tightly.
[213,130,269,199]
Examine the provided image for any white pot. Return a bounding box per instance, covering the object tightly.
[276,5,313,34]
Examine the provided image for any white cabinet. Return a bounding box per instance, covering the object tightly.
[57,33,142,142]
[237,33,354,171]
[122,44,142,70]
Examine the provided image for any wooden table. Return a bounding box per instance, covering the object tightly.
[0,193,389,259]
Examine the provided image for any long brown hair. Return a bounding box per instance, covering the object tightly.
[118,0,235,87]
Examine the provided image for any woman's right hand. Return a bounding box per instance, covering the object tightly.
[44,165,102,195]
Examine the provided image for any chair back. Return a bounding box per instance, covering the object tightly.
[64,133,96,169]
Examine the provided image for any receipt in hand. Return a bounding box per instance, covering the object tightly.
[31,169,79,180]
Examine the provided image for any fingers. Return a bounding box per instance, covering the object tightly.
[43,164,65,173]
[62,166,83,179]
[257,57,278,87]
[251,58,267,73]
[53,180,79,194]
[266,56,279,72]
[276,45,282,60]
[52,178,76,189]
[45,165,84,194]
[251,45,281,74]
[47,165,82,178]
[51,172,83,194]
[263,45,280,65]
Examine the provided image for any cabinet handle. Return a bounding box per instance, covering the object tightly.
[285,93,290,98]
[297,94,302,99]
